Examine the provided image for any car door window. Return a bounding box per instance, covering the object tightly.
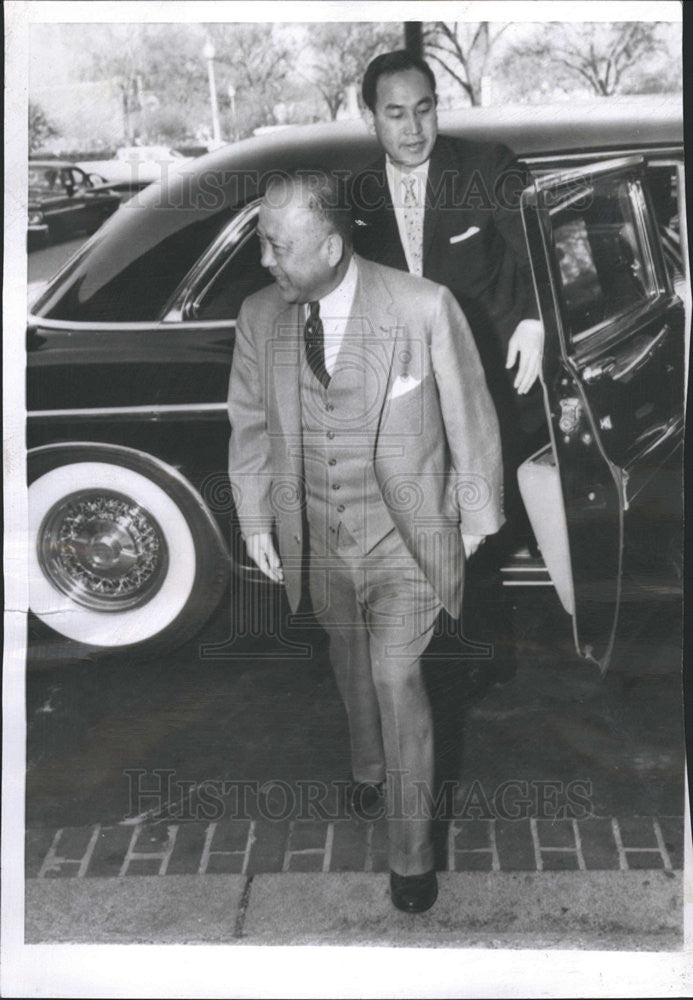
[29,167,57,190]
[163,200,272,323]
[68,168,89,192]
[551,174,659,346]
[36,206,235,322]
[59,168,78,195]
[190,226,271,321]
[645,163,682,287]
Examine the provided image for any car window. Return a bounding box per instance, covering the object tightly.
[159,200,272,323]
[35,203,235,322]
[60,168,81,193]
[550,175,658,346]
[29,167,60,191]
[68,167,89,191]
[645,163,682,286]
[186,213,272,321]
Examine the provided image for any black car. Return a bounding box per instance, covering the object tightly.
[28,160,122,249]
[26,99,686,669]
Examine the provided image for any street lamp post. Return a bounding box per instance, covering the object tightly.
[203,38,221,146]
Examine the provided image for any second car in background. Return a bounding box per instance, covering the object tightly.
[76,146,193,199]
[28,160,121,249]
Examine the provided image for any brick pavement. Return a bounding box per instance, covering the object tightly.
[26,814,682,879]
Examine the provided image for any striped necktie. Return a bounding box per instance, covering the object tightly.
[304,300,330,388]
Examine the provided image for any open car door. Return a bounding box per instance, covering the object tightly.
[518,156,686,671]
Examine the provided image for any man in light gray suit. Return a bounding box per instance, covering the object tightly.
[228,172,503,912]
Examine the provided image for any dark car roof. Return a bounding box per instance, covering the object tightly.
[31,98,682,324]
[131,96,683,211]
[195,97,682,173]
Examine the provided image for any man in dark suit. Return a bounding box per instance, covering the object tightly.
[228,172,503,911]
[350,49,546,676]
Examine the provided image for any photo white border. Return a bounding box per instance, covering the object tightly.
[3,2,689,997]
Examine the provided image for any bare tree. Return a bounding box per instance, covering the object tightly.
[423,22,510,106]
[501,22,670,100]
[77,23,151,142]
[77,22,296,142]
[307,22,403,119]
[210,24,296,132]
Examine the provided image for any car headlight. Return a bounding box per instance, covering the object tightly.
[28,210,45,226]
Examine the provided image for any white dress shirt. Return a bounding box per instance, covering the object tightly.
[385,157,430,275]
[305,255,358,376]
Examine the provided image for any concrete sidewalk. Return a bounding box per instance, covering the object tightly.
[25,870,683,950]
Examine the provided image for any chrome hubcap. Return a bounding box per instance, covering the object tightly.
[37,489,169,611]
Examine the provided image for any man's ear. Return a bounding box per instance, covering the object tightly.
[325,233,344,267]
[362,107,377,135]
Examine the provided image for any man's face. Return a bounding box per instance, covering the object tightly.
[257,191,334,304]
[365,68,438,171]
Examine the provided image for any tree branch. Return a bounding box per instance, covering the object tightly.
[425,50,475,101]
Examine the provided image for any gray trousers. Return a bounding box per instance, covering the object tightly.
[308,525,442,875]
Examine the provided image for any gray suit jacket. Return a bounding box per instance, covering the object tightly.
[228,254,504,618]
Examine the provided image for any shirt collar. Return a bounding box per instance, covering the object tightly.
[313,254,358,316]
[385,155,430,195]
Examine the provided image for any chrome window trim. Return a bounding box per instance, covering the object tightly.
[532,155,644,192]
[27,315,236,331]
[524,146,682,170]
[37,205,83,217]
[675,162,690,405]
[28,402,228,419]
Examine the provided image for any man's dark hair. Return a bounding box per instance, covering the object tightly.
[362,50,437,112]
[264,170,352,246]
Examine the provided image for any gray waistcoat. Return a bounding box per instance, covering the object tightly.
[300,316,395,555]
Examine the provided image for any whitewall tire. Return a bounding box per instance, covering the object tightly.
[28,444,229,658]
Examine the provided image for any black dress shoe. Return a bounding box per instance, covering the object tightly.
[390,870,438,913]
[348,780,384,822]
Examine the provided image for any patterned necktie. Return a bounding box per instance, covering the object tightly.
[402,174,423,276]
[304,300,330,388]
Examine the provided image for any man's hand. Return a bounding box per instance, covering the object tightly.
[245,532,284,584]
[505,318,544,395]
[462,534,486,559]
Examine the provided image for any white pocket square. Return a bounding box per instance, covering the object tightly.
[449,226,480,244]
[389,374,422,400]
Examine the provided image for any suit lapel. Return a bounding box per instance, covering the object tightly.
[423,137,456,265]
[351,256,400,429]
[354,160,408,272]
[271,302,303,451]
